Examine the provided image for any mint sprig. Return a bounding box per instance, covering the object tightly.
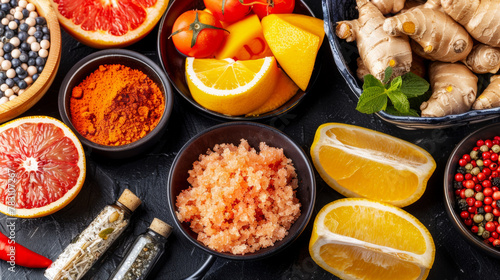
[356,67,429,116]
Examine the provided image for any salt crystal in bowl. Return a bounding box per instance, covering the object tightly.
[167,122,316,260]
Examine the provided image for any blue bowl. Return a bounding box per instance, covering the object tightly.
[322,0,500,129]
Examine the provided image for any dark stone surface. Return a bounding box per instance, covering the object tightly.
[1,0,500,279]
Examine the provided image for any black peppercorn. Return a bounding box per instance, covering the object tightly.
[491,177,500,187]
[458,199,468,211]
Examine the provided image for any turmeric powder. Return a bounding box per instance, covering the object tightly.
[69,64,165,146]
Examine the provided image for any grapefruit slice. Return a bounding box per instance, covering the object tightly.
[0,116,86,218]
[49,0,169,48]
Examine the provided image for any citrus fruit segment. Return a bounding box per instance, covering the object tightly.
[185,56,279,116]
[309,198,435,280]
[246,69,299,116]
[0,116,86,218]
[215,14,273,60]
[261,13,324,91]
[310,123,435,207]
[50,0,169,48]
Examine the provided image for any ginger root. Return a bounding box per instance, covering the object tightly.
[336,0,412,81]
[420,62,478,117]
[463,44,500,74]
[383,0,473,62]
[472,76,500,110]
[441,0,500,47]
[371,0,406,14]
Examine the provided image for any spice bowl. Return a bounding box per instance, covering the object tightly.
[323,0,500,129]
[444,122,500,259]
[157,0,323,121]
[167,122,316,260]
[0,0,61,123]
[58,49,173,159]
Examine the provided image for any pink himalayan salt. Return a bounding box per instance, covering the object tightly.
[175,139,301,255]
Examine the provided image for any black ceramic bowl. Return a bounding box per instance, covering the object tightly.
[167,122,316,260]
[444,122,500,259]
[323,0,500,129]
[157,0,322,121]
[58,49,174,159]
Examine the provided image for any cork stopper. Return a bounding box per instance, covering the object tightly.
[149,218,173,238]
[117,189,142,212]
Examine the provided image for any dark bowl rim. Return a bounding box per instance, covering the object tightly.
[322,0,500,129]
[444,122,500,258]
[156,0,321,121]
[58,49,174,153]
[166,121,317,260]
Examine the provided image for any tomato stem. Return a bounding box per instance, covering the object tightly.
[170,11,229,48]
[239,0,274,7]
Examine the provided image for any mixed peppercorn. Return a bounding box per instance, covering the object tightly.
[454,136,500,247]
[0,0,50,105]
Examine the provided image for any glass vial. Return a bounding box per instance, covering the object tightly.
[108,218,173,280]
[45,189,142,280]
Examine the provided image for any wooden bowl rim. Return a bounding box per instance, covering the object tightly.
[0,0,61,123]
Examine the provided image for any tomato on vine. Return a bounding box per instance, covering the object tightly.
[204,0,251,23]
[252,0,295,19]
[170,10,227,58]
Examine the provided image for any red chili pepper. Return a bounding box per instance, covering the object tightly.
[0,230,52,268]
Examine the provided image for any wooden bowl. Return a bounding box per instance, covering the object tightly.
[0,0,61,123]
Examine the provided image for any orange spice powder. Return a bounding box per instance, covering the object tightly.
[69,64,165,146]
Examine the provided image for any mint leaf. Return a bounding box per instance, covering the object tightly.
[387,89,410,113]
[363,74,383,90]
[400,72,430,98]
[383,66,393,84]
[356,86,387,114]
[390,76,402,90]
[385,106,419,117]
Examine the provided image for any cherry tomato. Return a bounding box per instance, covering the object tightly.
[171,10,226,58]
[252,0,295,19]
[204,0,251,23]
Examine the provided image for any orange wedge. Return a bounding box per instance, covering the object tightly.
[310,198,435,280]
[310,123,435,207]
[185,56,279,116]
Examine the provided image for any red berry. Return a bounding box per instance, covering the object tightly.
[486,221,496,232]
[484,168,492,176]
[473,177,479,184]
[473,147,480,151]
[484,159,492,167]
[493,171,499,178]
[493,232,499,239]
[477,140,485,147]
[494,187,499,192]
[467,197,476,206]
[483,152,491,160]
[460,189,466,199]
[475,184,483,192]
[464,218,473,226]
[485,197,493,205]
[493,191,500,201]
[465,180,475,189]
[495,136,500,141]
[475,200,483,208]
[489,237,495,243]
[471,226,479,233]
[472,160,477,167]
[465,173,473,180]
[494,239,500,247]
[497,225,500,234]
[494,208,500,216]
[459,159,467,166]
[484,188,493,196]
[463,154,471,162]
[468,206,477,213]
[460,211,469,219]
[485,205,493,213]
[482,180,492,188]
[486,140,493,148]
[455,189,461,196]
[492,163,499,170]
[492,154,499,162]
[455,173,464,182]
[478,173,486,181]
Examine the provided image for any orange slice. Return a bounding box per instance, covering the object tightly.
[185,56,279,116]
[310,198,435,280]
[310,123,435,207]
[0,116,86,218]
[50,0,169,48]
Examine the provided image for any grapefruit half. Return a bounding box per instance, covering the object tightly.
[0,116,86,218]
[49,0,169,48]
